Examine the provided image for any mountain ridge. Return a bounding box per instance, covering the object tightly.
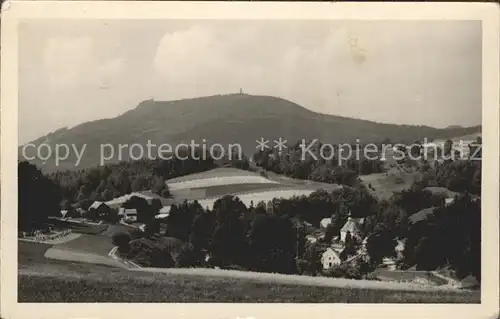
[21,94,481,172]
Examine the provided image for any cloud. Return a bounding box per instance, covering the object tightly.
[43,36,124,90]
[44,36,94,89]
[152,24,360,100]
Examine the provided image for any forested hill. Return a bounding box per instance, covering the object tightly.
[20,94,480,172]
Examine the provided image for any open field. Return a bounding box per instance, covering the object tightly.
[200,182,289,198]
[168,175,279,190]
[99,223,138,237]
[163,167,337,209]
[168,182,289,201]
[48,218,109,235]
[55,234,114,256]
[18,241,52,265]
[360,170,419,200]
[18,239,479,303]
[18,260,480,303]
[166,167,260,184]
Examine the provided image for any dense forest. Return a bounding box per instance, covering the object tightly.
[252,139,385,185]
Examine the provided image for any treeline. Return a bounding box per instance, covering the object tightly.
[252,140,384,185]
[403,193,480,278]
[19,161,61,231]
[417,160,481,196]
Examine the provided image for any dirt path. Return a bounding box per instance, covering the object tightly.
[130,267,467,292]
[44,247,127,269]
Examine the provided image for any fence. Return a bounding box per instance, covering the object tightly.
[19,229,73,243]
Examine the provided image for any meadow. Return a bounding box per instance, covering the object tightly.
[18,260,480,303]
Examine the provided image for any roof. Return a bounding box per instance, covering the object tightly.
[155,213,169,219]
[340,217,363,233]
[320,218,332,228]
[123,208,138,215]
[159,206,171,214]
[322,247,341,257]
[105,192,155,207]
[89,201,104,210]
[409,207,437,224]
[423,186,458,198]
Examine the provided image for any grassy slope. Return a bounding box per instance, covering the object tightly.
[19,261,479,303]
[18,241,479,303]
[166,167,260,183]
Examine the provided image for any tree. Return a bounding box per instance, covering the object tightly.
[366,223,396,265]
[151,198,162,214]
[414,236,441,270]
[18,161,61,231]
[303,243,323,276]
[210,195,248,266]
[166,200,204,241]
[112,232,132,254]
[444,139,453,157]
[247,214,297,274]
[341,231,358,261]
[123,196,154,223]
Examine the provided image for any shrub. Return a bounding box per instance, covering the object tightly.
[128,227,145,240]
[323,261,371,280]
[128,238,174,268]
[112,232,132,254]
[296,259,309,275]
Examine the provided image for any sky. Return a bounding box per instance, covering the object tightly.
[18,19,482,144]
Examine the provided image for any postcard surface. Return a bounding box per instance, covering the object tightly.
[1,1,499,319]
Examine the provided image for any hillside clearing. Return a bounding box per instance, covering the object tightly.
[360,170,419,200]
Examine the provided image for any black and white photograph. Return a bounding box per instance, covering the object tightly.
[1,1,499,318]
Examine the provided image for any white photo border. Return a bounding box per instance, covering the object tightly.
[1,1,499,319]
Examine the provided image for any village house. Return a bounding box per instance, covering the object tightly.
[119,208,138,222]
[321,247,342,269]
[320,217,332,229]
[340,216,364,242]
[89,201,112,216]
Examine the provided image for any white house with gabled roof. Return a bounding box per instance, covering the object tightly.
[321,247,342,269]
[340,216,364,242]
